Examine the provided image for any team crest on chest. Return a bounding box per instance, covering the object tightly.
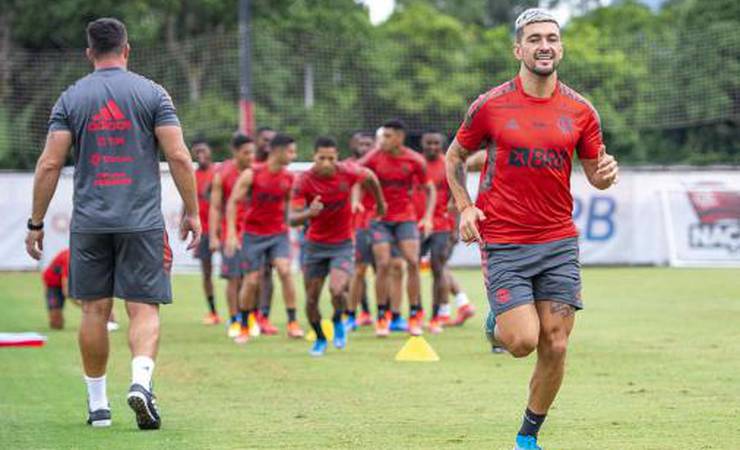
[557,116,574,135]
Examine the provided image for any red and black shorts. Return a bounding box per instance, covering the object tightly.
[69,229,173,304]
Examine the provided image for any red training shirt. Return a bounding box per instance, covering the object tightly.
[293,162,366,243]
[219,159,249,240]
[455,76,603,244]
[413,156,454,232]
[359,146,427,223]
[242,162,294,236]
[43,249,70,288]
[195,164,214,234]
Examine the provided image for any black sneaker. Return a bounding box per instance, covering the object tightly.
[127,384,161,430]
[87,407,112,427]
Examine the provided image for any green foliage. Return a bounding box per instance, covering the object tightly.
[0,0,737,167]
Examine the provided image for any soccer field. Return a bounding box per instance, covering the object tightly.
[1,268,739,449]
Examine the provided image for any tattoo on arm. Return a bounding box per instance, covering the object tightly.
[445,140,474,212]
[549,302,576,318]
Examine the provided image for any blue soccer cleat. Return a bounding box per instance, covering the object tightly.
[309,338,328,357]
[343,315,357,333]
[514,434,542,450]
[389,316,408,332]
[333,321,347,349]
[485,309,507,353]
[484,308,498,344]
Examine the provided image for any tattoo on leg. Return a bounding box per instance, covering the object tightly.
[550,302,575,318]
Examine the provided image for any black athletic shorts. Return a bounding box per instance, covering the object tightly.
[69,229,173,304]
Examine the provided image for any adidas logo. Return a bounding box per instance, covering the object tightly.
[88,99,132,131]
[505,118,519,130]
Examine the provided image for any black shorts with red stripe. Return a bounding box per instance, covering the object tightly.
[69,229,173,304]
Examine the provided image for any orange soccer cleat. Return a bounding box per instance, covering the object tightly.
[357,311,374,327]
[287,321,305,339]
[451,303,476,326]
[202,312,222,326]
[256,312,279,335]
[234,327,250,344]
[428,317,443,334]
[375,317,390,337]
[408,313,423,336]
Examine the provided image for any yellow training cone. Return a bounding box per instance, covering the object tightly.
[305,319,336,342]
[394,336,440,362]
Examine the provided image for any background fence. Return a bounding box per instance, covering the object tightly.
[1,17,738,168]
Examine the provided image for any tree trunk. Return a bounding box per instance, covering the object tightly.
[0,12,13,102]
[165,15,203,102]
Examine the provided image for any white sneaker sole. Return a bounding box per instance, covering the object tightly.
[127,391,159,429]
[90,419,111,427]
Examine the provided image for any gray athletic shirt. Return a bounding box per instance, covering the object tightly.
[48,67,180,233]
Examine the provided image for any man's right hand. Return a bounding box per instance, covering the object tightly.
[309,196,324,217]
[225,235,240,257]
[459,206,486,245]
[180,213,202,251]
[209,235,220,252]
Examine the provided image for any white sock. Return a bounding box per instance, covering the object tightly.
[131,356,155,390]
[84,374,109,411]
[455,292,470,307]
[439,304,452,317]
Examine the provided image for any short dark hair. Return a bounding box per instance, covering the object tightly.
[231,132,253,149]
[351,130,374,139]
[383,119,407,132]
[86,18,128,57]
[257,126,274,134]
[314,136,337,151]
[191,137,209,147]
[269,133,295,150]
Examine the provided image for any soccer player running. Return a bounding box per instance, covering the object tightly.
[209,133,254,338]
[445,9,619,450]
[345,131,376,330]
[291,137,385,356]
[25,18,200,430]
[417,131,475,334]
[360,119,435,337]
[251,125,279,334]
[225,134,305,343]
[191,139,220,325]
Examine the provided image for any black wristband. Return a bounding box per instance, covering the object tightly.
[27,218,44,231]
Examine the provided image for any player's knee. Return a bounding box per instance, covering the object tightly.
[375,259,391,274]
[430,258,445,277]
[540,330,569,359]
[507,334,539,358]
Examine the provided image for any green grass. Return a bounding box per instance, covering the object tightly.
[1,268,739,449]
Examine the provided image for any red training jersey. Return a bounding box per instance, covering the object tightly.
[359,146,427,222]
[42,249,70,288]
[293,162,366,243]
[345,158,376,231]
[242,163,294,236]
[195,164,214,234]
[455,76,603,244]
[413,156,454,232]
[219,159,249,240]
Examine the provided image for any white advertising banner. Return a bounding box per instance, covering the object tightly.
[1,167,739,271]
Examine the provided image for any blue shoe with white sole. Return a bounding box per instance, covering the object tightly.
[309,338,328,357]
[333,321,347,349]
[514,434,542,450]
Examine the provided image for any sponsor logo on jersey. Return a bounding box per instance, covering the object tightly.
[88,99,132,131]
[508,147,570,170]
